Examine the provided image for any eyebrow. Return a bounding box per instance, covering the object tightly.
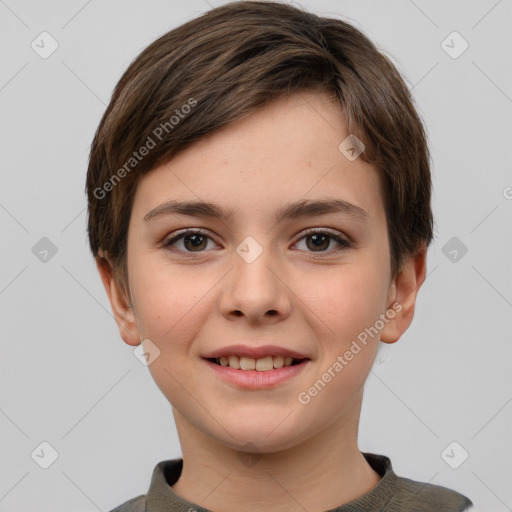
[143,198,369,224]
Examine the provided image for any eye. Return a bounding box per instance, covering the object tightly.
[162,228,352,255]
[163,229,217,253]
[294,228,352,253]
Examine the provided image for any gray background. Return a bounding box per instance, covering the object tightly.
[1,0,511,510]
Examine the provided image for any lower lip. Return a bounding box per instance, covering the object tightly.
[203,359,309,389]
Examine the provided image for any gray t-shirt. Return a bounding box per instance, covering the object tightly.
[109,452,475,512]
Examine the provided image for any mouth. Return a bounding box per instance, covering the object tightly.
[203,355,310,389]
[201,345,311,387]
[205,355,307,371]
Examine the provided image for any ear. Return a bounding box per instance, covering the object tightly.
[380,244,427,344]
[95,252,140,347]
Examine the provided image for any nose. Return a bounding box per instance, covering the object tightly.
[219,239,291,325]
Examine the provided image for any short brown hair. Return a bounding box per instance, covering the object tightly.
[86,0,434,295]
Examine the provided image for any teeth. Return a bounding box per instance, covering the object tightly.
[273,356,284,369]
[228,355,240,369]
[240,356,256,370]
[214,355,301,371]
[256,356,273,371]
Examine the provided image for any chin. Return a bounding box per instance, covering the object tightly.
[207,414,311,454]
[221,432,301,455]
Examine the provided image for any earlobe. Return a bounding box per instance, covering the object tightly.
[380,244,427,344]
[95,253,140,347]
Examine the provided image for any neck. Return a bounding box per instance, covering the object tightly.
[170,397,381,512]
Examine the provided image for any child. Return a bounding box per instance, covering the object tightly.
[86,1,475,510]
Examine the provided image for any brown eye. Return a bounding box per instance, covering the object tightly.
[294,229,351,253]
[164,230,215,252]
[305,233,330,251]
[182,233,208,251]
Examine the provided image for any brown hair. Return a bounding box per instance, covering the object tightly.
[86,0,434,296]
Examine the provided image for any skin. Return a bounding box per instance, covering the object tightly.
[97,90,427,512]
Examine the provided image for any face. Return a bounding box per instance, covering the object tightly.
[103,91,418,453]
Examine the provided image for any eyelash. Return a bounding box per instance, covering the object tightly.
[162,228,352,256]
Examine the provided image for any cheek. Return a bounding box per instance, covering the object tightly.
[129,258,208,342]
[301,262,388,346]
[130,262,210,403]
[293,266,385,422]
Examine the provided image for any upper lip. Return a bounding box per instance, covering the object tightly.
[202,344,310,360]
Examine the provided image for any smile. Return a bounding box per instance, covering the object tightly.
[208,355,305,371]
[203,357,310,389]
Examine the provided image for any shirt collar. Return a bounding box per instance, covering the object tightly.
[145,452,397,512]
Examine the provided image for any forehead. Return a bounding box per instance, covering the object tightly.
[131,90,385,228]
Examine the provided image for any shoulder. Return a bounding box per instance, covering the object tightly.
[391,476,474,511]
[108,494,146,512]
